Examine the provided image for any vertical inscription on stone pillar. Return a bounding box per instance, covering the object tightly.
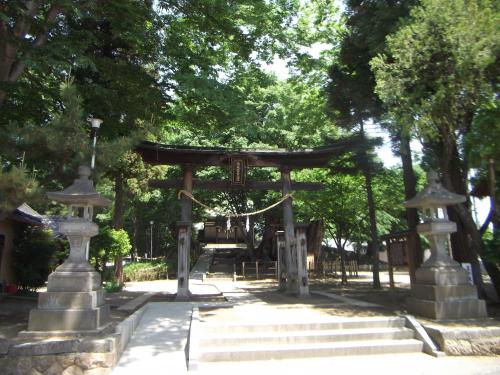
[295,225,309,296]
[177,223,190,298]
[276,231,287,291]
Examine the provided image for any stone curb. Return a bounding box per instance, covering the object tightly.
[115,303,148,355]
[187,306,200,371]
[401,314,445,357]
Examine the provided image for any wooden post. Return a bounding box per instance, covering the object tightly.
[387,239,395,289]
[242,262,246,278]
[276,231,287,291]
[281,168,298,294]
[256,261,259,280]
[177,165,193,299]
[295,224,309,296]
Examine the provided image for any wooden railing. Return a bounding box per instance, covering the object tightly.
[320,259,359,278]
[242,261,278,280]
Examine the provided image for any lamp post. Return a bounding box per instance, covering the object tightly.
[89,118,102,170]
[150,220,154,259]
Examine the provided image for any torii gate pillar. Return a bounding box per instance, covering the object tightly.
[281,168,300,294]
[176,165,193,299]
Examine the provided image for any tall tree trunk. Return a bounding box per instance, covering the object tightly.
[113,172,125,284]
[339,245,348,284]
[488,158,499,230]
[398,131,422,283]
[307,220,325,271]
[361,124,381,289]
[439,134,487,295]
[478,157,500,298]
[132,204,139,262]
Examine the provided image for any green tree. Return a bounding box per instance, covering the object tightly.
[296,170,369,283]
[0,165,38,216]
[12,226,57,291]
[371,0,500,294]
[326,0,421,287]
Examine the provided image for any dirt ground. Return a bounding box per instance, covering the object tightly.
[0,291,144,340]
[1,272,499,339]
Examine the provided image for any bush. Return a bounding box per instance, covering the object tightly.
[123,261,170,282]
[12,225,57,291]
[104,280,124,293]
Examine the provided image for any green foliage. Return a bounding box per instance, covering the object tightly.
[326,0,417,129]
[90,227,132,265]
[483,230,500,265]
[123,261,170,282]
[295,169,368,247]
[104,280,124,293]
[465,98,500,167]
[371,0,499,141]
[12,226,57,291]
[1,80,91,197]
[0,165,38,215]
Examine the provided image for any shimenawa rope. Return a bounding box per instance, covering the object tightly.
[177,189,293,218]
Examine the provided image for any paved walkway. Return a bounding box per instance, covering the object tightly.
[113,279,500,374]
[113,252,500,374]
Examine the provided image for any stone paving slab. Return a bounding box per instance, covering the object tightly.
[117,292,156,312]
[112,302,193,374]
[311,290,382,307]
[199,353,500,374]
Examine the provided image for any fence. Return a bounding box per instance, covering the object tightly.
[320,259,359,278]
[241,261,278,280]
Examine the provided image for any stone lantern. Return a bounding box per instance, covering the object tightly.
[405,171,487,320]
[25,165,111,334]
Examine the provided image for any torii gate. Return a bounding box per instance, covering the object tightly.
[136,139,358,298]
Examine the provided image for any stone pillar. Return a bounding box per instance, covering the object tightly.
[275,231,287,291]
[177,165,193,299]
[295,224,309,296]
[281,168,298,294]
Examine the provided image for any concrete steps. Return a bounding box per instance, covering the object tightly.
[200,327,415,346]
[195,316,424,363]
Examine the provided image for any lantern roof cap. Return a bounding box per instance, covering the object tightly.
[47,166,111,207]
[404,171,465,208]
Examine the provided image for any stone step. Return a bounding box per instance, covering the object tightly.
[200,327,415,346]
[201,316,406,334]
[199,339,424,362]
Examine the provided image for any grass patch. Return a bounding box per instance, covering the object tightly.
[123,261,172,281]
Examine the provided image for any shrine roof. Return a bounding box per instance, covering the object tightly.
[136,137,360,169]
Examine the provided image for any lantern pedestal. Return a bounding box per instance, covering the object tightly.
[26,220,110,333]
[407,264,487,320]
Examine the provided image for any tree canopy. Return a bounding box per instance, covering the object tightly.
[1,0,498,292]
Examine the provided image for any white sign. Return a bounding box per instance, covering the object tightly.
[461,263,474,284]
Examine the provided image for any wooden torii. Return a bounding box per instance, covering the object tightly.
[136,139,358,298]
